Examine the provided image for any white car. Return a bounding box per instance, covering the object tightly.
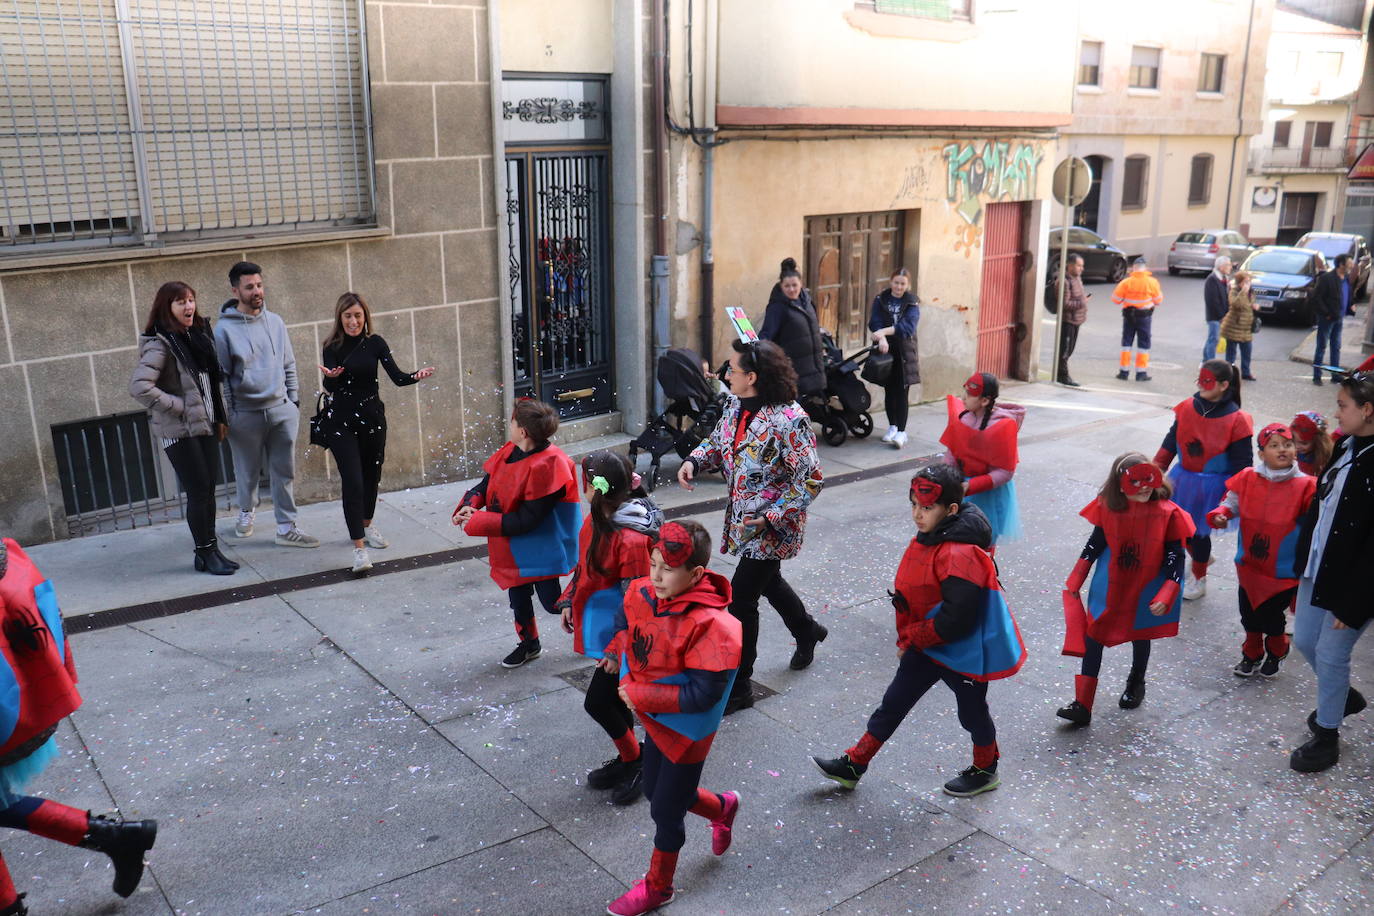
[1167,229,1254,275]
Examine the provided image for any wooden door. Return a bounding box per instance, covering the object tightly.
[977,201,1027,378]
[804,211,904,351]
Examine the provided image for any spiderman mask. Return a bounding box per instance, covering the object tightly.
[1257,423,1292,449]
[1120,462,1163,496]
[1290,412,1320,441]
[910,475,943,507]
[654,522,696,569]
[1197,368,1219,391]
[963,373,985,397]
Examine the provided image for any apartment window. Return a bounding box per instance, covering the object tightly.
[1312,121,1334,148]
[1315,51,1343,79]
[1273,121,1293,148]
[869,0,972,19]
[1129,46,1161,90]
[1078,41,1102,87]
[1188,154,1214,205]
[1198,53,1225,93]
[1122,155,1149,209]
[0,1,373,255]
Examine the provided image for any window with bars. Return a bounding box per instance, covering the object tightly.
[1078,41,1101,87]
[1129,45,1160,90]
[1198,53,1225,93]
[866,0,972,21]
[1188,154,1213,205]
[0,0,373,254]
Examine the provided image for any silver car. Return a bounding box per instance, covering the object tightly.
[1167,229,1254,275]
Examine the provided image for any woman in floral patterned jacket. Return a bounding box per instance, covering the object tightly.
[678,339,825,715]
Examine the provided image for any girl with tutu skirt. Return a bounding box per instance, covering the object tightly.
[1152,359,1253,601]
[940,372,1025,551]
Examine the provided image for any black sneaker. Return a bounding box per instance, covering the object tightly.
[1135,372,1152,382]
[1234,656,1261,678]
[500,640,541,668]
[610,766,644,805]
[1259,653,1283,679]
[942,765,1001,797]
[811,754,866,789]
[1116,370,1130,381]
[587,754,639,790]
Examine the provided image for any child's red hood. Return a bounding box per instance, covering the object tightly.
[657,568,732,616]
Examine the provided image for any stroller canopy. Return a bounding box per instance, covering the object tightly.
[658,348,715,410]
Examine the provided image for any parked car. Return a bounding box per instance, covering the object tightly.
[1238,246,1329,325]
[1294,231,1371,299]
[1167,229,1254,275]
[1047,227,1128,282]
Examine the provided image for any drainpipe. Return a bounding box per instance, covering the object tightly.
[1224,0,1257,227]
[701,142,714,361]
[651,0,670,412]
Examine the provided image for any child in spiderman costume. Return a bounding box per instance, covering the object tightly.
[1153,359,1253,601]
[1290,411,1334,478]
[812,464,1026,798]
[555,450,662,806]
[453,399,581,669]
[603,520,742,916]
[0,539,157,914]
[1057,454,1194,725]
[1207,423,1316,679]
[940,372,1026,550]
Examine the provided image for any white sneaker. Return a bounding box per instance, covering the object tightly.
[351,547,373,573]
[274,526,320,548]
[891,431,908,450]
[234,510,255,538]
[364,526,389,549]
[1183,573,1206,601]
[881,425,898,443]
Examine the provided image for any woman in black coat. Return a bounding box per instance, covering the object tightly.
[868,267,921,449]
[759,258,827,398]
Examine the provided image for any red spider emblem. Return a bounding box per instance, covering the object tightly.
[1116,542,1142,572]
[630,625,654,669]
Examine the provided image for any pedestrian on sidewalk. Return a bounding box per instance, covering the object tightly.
[677,339,826,716]
[1206,423,1314,679]
[1220,270,1259,381]
[939,372,1025,550]
[868,266,922,444]
[1202,256,1232,362]
[1057,455,1192,726]
[603,520,742,916]
[129,281,237,576]
[759,257,826,399]
[0,538,158,913]
[1311,255,1350,385]
[453,399,580,668]
[1153,359,1253,601]
[1052,253,1089,387]
[318,292,435,574]
[1288,371,1374,773]
[1290,411,1334,477]
[556,450,662,806]
[1112,258,1162,381]
[214,261,319,548]
[812,464,1025,798]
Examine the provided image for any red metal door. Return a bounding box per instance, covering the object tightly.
[977,202,1026,378]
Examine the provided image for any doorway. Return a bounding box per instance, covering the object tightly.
[978,201,1028,379]
[803,210,905,352]
[1074,155,1107,232]
[1276,192,1318,246]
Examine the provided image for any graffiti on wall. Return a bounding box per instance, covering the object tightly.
[942,141,1042,225]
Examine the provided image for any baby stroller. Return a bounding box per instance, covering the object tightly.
[628,348,728,491]
[802,331,876,446]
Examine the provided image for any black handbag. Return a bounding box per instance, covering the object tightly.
[861,350,894,384]
[308,391,332,447]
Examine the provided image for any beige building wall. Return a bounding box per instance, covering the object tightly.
[500,0,615,73]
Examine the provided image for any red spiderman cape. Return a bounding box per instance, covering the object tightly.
[939,395,1019,477]
[893,538,1026,681]
[1172,401,1253,473]
[1063,499,1195,651]
[561,520,652,659]
[464,443,581,589]
[610,570,740,764]
[0,540,80,760]
[1226,469,1316,607]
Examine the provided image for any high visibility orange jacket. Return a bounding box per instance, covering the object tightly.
[1111,271,1163,310]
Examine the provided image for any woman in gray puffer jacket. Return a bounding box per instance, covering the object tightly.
[129,281,236,575]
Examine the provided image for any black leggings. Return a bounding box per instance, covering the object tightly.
[165,435,220,547]
[1240,586,1295,637]
[866,647,995,747]
[585,664,635,740]
[1081,637,1152,679]
[1186,534,1212,565]
[882,365,909,431]
[508,578,562,643]
[729,556,815,695]
[328,422,387,541]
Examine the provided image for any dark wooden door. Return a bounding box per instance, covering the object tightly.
[803,211,904,352]
[977,201,1027,378]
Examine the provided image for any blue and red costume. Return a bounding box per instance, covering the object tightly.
[844,502,1025,776]
[939,391,1025,546]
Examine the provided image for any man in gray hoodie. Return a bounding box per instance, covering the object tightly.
[214,261,319,547]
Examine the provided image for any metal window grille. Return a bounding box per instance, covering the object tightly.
[0,0,373,253]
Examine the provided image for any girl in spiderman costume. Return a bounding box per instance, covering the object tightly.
[1206,423,1316,679]
[812,464,1026,798]
[453,399,581,669]
[1152,359,1253,601]
[1057,454,1193,725]
[0,539,157,914]
[555,450,663,806]
[1290,411,1334,478]
[603,520,743,916]
[940,372,1025,550]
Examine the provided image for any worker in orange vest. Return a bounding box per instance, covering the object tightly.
[1112,257,1163,382]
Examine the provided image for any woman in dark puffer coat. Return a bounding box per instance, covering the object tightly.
[759,258,826,399]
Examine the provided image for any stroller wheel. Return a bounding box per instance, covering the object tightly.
[821,418,848,447]
[644,462,659,493]
[849,413,874,439]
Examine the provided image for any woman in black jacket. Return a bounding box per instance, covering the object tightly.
[868,267,921,449]
[759,258,827,398]
[1289,371,1374,773]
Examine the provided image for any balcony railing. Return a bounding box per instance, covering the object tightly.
[1250,146,1351,172]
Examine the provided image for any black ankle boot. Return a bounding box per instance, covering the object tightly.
[789,621,828,670]
[1306,686,1367,734]
[0,893,27,915]
[1290,725,1340,773]
[212,543,239,570]
[1119,671,1146,709]
[82,814,157,897]
[193,541,235,575]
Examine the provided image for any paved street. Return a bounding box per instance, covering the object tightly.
[14,318,1374,915]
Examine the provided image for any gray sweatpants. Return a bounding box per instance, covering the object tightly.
[226,400,299,525]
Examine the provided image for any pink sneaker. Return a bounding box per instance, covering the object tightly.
[607,880,674,915]
[710,791,741,856]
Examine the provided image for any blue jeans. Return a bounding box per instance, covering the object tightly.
[1203,320,1220,361]
[1313,318,1343,379]
[1293,578,1370,729]
[1224,339,1252,377]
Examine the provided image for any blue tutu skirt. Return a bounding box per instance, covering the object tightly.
[0,735,58,809]
[1168,466,1232,535]
[966,479,1023,545]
